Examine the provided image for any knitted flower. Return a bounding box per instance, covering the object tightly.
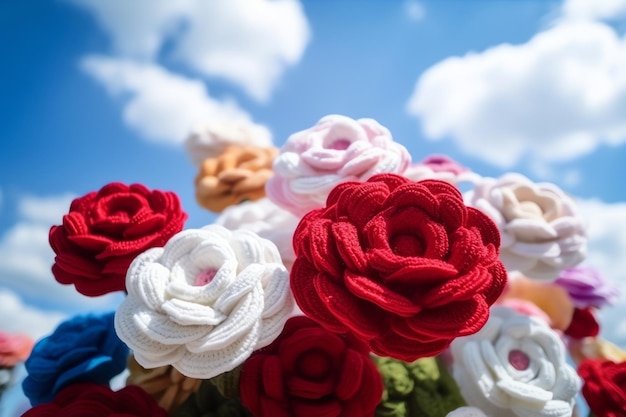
[446,407,489,417]
[291,174,507,361]
[404,155,480,187]
[578,359,626,417]
[216,198,299,270]
[240,316,383,417]
[0,331,33,368]
[195,145,278,213]
[563,308,600,340]
[126,354,202,413]
[450,306,581,417]
[465,173,586,281]
[174,380,252,417]
[374,356,465,417]
[22,312,129,406]
[49,182,187,296]
[114,225,294,379]
[21,383,169,417]
[186,120,273,166]
[555,266,619,309]
[266,114,411,216]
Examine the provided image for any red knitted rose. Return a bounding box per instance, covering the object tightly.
[21,383,169,416]
[291,174,507,361]
[578,358,626,417]
[240,316,383,417]
[564,308,600,339]
[49,183,187,296]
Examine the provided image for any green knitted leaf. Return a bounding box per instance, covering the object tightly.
[174,380,252,417]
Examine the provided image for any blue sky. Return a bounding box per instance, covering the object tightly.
[2,0,626,414]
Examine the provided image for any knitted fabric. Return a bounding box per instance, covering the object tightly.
[555,266,619,309]
[186,120,273,167]
[114,225,294,379]
[404,155,481,188]
[266,114,411,217]
[445,407,489,417]
[291,174,507,361]
[569,337,626,364]
[0,331,33,368]
[374,356,465,417]
[49,182,187,296]
[21,382,169,417]
[209,365,242,399]
[450,306,581,417]
[563,308,600,340]
[174,380,253,417]
[215,198,299,271]
[195,145,278,213]
[22,312,129,406]
[126,354,202,413]
[578,358,626,417]
[239,316,383,417]
[465,173,587,281]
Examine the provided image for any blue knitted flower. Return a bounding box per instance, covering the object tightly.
[22,312,129,406]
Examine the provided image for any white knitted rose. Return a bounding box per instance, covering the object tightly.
[465,173,586,281]
[185,120,273,166]
[450,307,581,417]
[215,198,298,271]
[265,114,411,216]
[114,225,294,379]
[446,407,489,417]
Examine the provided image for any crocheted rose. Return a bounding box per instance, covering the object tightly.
[127,354,201,413]
[22,312,129,406]
[115,225,294,379]
[216,198,299,270]
[563,308,599,340]
[266,114,411,216]
[186,120,273,166]
[450,306,581,417]
[49,182,187,296]
[240,316,383,417]
[446,407,489,417]
[578,359,626,417]
[291,174,507,360]
[374,356,465,417]
[175,380,252,417]
[0,331,33,368]
[195,146,278,213]
[465,173,586,281]
[555,266,619,309]
[21,383,169,417]
[404,155,480,187]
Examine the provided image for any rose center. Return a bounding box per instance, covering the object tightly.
[296,349,332,381]
[194,268,218,286]
[328,138,351,150]
[391,234,424,257]
[508,349,530,371]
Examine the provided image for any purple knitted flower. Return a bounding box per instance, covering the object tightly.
[555,266,619,309]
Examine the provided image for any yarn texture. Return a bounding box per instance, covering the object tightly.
[291,174,507,361]
[465,173,586,281]
[114,225,294,379]
[49,182,187,296]
[404,155,480,187]
[266,114,411,216]
[578,358,626,417]
[555,266,619,309]
[450,306,581,417]
[445,407,489,417]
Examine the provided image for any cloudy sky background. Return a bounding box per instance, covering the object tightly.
[2,0,626,414]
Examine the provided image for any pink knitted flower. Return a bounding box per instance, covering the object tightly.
[404,154,480,187]
[0,331,33,368]
[266,115,411,216]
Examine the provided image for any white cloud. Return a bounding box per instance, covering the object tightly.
[0,289,65,341]
[405,1,426,22]
[66,0,311,101]
[562,0,626,21]
[407,21,626,168]
[0,192,123,312]
[576,198,626,346]
[82,56,262,145]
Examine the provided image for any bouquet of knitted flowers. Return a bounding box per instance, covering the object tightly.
[18,115,624,417]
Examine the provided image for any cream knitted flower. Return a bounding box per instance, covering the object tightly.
[465,173,586,281]
[114,225,294,379]
[265,114,411,216]
[450,306,581,417]
[215,198,298,271]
